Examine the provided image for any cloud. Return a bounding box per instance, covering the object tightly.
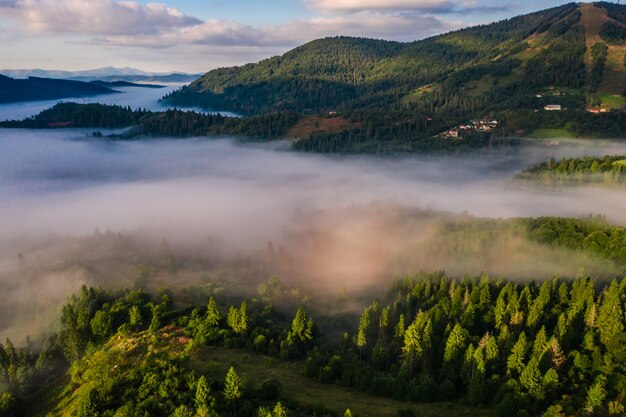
[0,0,452,50]
[102,10,450,48]
[3,0,201,36]
[307,0,503,13]
[0,0,18,7]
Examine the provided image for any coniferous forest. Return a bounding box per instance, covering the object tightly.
[2,2,626,417]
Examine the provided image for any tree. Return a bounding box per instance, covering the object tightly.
[171,405,194,417]
[402,311,432,379]
[356,307,371,360]
[90,310,111,340]
[289,307,314,342]
[584,379,606,413]
[444,323,468,363]
[129,305,143,330]
[227,302,248,335]
[205,297,220,328]
[597,281,624,348]
[223,367,242,402]
[507,332,527,377]
[195,375,216,417]
[149,305,163,333]
[273,402,288,417]
[195,376,211,408]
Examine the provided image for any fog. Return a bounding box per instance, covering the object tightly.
[0,84,239,122]
[2,130,626,243]
[2,124,626,340]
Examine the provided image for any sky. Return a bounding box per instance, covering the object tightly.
[0,0,587,73]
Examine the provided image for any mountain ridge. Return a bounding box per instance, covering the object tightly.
[0,75,118,104]
[163,2,625,148]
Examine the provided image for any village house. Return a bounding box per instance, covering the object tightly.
[544,104,562,111]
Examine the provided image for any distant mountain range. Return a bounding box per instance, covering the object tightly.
[0,67,201,83]
[0,75,117,104]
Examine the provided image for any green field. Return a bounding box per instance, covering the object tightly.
[594,93,626,109]
[192,347,495,417]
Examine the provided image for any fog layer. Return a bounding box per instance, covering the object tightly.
[2,126,626,340]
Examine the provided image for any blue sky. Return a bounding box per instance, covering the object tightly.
[0,0,595,72]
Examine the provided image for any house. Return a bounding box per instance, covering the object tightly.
[544,105,562,111]
[448,129,459,138]
[587,108,607,114]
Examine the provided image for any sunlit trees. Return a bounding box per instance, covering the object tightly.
[227,302,248,335]
[402,311,432,379]
[223,367,242,402]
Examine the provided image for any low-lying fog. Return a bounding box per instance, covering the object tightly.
[0,84,239,121]
[1,130,626,243]
[2,127,626,341]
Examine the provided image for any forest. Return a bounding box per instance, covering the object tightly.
[522,155,626,185]
[156,2,626,150]
[2,214,626,416]
[5,100,626,155]
[2,4,625,153]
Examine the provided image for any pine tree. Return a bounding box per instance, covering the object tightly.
[395,313,405,338]
[507,332,527,377]
[289,307,314,343]
[584,379,606,413]
[356,308,371,360]
[224,367,242,401]
[548,337,565,370]
[227,301,248,335]
[444,323,467,363]
[273,402,288,417]
[129,306,142,330]
[195,376,211,409]
[597,281,624,348]
[205,297,220,328]
[402,311,432,379]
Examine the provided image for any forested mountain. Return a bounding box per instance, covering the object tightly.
[161,2,626,152]
[0,75,117,104]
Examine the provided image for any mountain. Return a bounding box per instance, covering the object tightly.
[88,80,165,89]
[0,75,117,104]
[163,2,625,151]
[0,67,201,83]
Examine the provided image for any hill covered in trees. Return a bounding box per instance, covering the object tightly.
[2,273,626,417]
[0,75,117,104]
[160,2,626,152]
[2,213,626,416]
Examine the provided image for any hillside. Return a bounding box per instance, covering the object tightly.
[0,75,117,104]
[163,2,626,152]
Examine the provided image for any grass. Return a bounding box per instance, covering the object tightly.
[598,47,626,96]
[462,75,495,98]
[528,128,575,139]
[192,347,496,417]
[598,94,626,109]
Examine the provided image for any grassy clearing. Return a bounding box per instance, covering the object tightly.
[597,93,626,109]
[598,47,626,95]
[192,347,495,417]
[529,128,575,139]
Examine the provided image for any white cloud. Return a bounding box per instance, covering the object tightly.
[307,0,481,12]
[102,10,451,48]
[3,0,201,35]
